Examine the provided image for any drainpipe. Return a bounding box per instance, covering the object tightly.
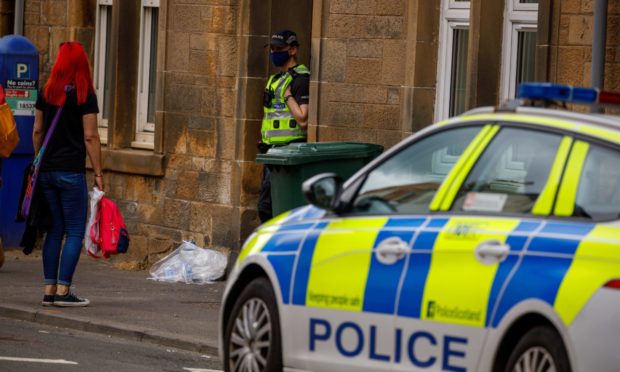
[13,0,24,35]
[591,0,607,113]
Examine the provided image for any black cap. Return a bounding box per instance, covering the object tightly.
[267,29,299,47]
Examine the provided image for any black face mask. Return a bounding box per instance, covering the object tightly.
[270,51,290,67]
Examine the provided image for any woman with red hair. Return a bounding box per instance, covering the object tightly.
[32,41,103,307]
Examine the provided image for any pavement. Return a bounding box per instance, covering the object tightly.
[0,249,225,357]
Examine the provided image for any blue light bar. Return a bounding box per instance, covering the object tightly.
[518,82,599,104]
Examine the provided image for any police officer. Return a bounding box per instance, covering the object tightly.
[257,30,310,223]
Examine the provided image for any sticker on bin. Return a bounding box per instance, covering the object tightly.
[462,192,507,212]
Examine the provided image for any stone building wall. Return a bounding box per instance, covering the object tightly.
[11,0,250,269]
[1,0,619,269]
[309,0,409,149]
[546,0,620,92]
[24,0,96,84]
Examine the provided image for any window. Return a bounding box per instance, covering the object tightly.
[500,0,538,101]
[134,0,160,149]
[353,127,482,214]
[452,127,561,214]
[95,0,113,144]
[436,0,470,121]
[574,145,620,221]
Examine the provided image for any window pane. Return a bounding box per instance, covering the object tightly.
[452,128,562,214]
[353,127,481,214]
[449,28,469,117]
[515,30,536,96]
[574,145,620,220]
[147,8,159,126]
[102,6,113,121]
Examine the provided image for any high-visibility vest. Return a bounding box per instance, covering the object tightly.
[261,64,310,145]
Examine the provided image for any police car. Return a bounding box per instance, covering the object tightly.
[219,83,620,372]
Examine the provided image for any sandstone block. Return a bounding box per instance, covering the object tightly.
[217,36,238,77]
[330,0,359,14]
[175,170,201,200]
[562,0,581,13]
[190,201,213,233]
[375,0,405,16]
[320,39,347,82]
[25,10,41,25]
[68,0,94,27]
[174,5,205,32]
[188,128,217,158]
[568,15,593,45]
[162,115,188,154]
[347,39,383,58]
[556,47,586,85]
[126,176,155,203]
[210,204,234,246]
[147,236,176,256]
[376,129,403,149]
[166,32,190,71]
[198,172,232,204]
[43,0,67,26]
[216,117,236,160]
[382,39,406,85]
[137,203,164,225]
[241,119,261,162]
[413,41,439,88]
[120,234,148,263]
[189,50,212,75]
[189,115,216,130]
[356,0,377,15]
[363,104,401,130]
[321,101,364,127]
[165,83,203,113]
[240,208,259,242]
[365,16,404,39]
[411,87,435,132]
[164,198,191,229]
[190,33,218,51]
[210,5,237,34]
[609,16,620,46]
[240,161,262,206]
[346,57,382,84]
[388,87,400,105]
[327,15,366,38]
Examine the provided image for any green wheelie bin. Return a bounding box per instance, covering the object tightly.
[256,142,383,216]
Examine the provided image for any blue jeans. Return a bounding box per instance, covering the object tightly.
[39,171,87,286]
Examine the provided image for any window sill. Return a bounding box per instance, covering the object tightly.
[89,148,165,177]
[131,140,155,150]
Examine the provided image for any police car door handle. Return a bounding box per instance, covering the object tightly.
[375,237,409,265]
[475,240,510,265]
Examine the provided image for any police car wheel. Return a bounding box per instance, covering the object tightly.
[224,277,282,372]
[504,326,570,372]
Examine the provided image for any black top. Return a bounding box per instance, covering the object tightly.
[35,89,99,173]
[289,66,309,105]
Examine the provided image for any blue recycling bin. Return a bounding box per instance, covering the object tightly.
[0,35,38,248]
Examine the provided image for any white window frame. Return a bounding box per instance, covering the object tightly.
[435,0,470,121]
[500,0,538,101]
[95,0,113,145]
[514,0,538,11]
[133,0,160,150]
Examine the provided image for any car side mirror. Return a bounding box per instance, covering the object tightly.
[302,173,343,211]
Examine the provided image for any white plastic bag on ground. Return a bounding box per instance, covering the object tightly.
[149,241,227,284]
[85,187,105,257]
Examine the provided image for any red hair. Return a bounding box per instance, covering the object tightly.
[44,42,94,106]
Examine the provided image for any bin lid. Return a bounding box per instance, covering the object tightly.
[0,35,38,55]
[256,142,384,166]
